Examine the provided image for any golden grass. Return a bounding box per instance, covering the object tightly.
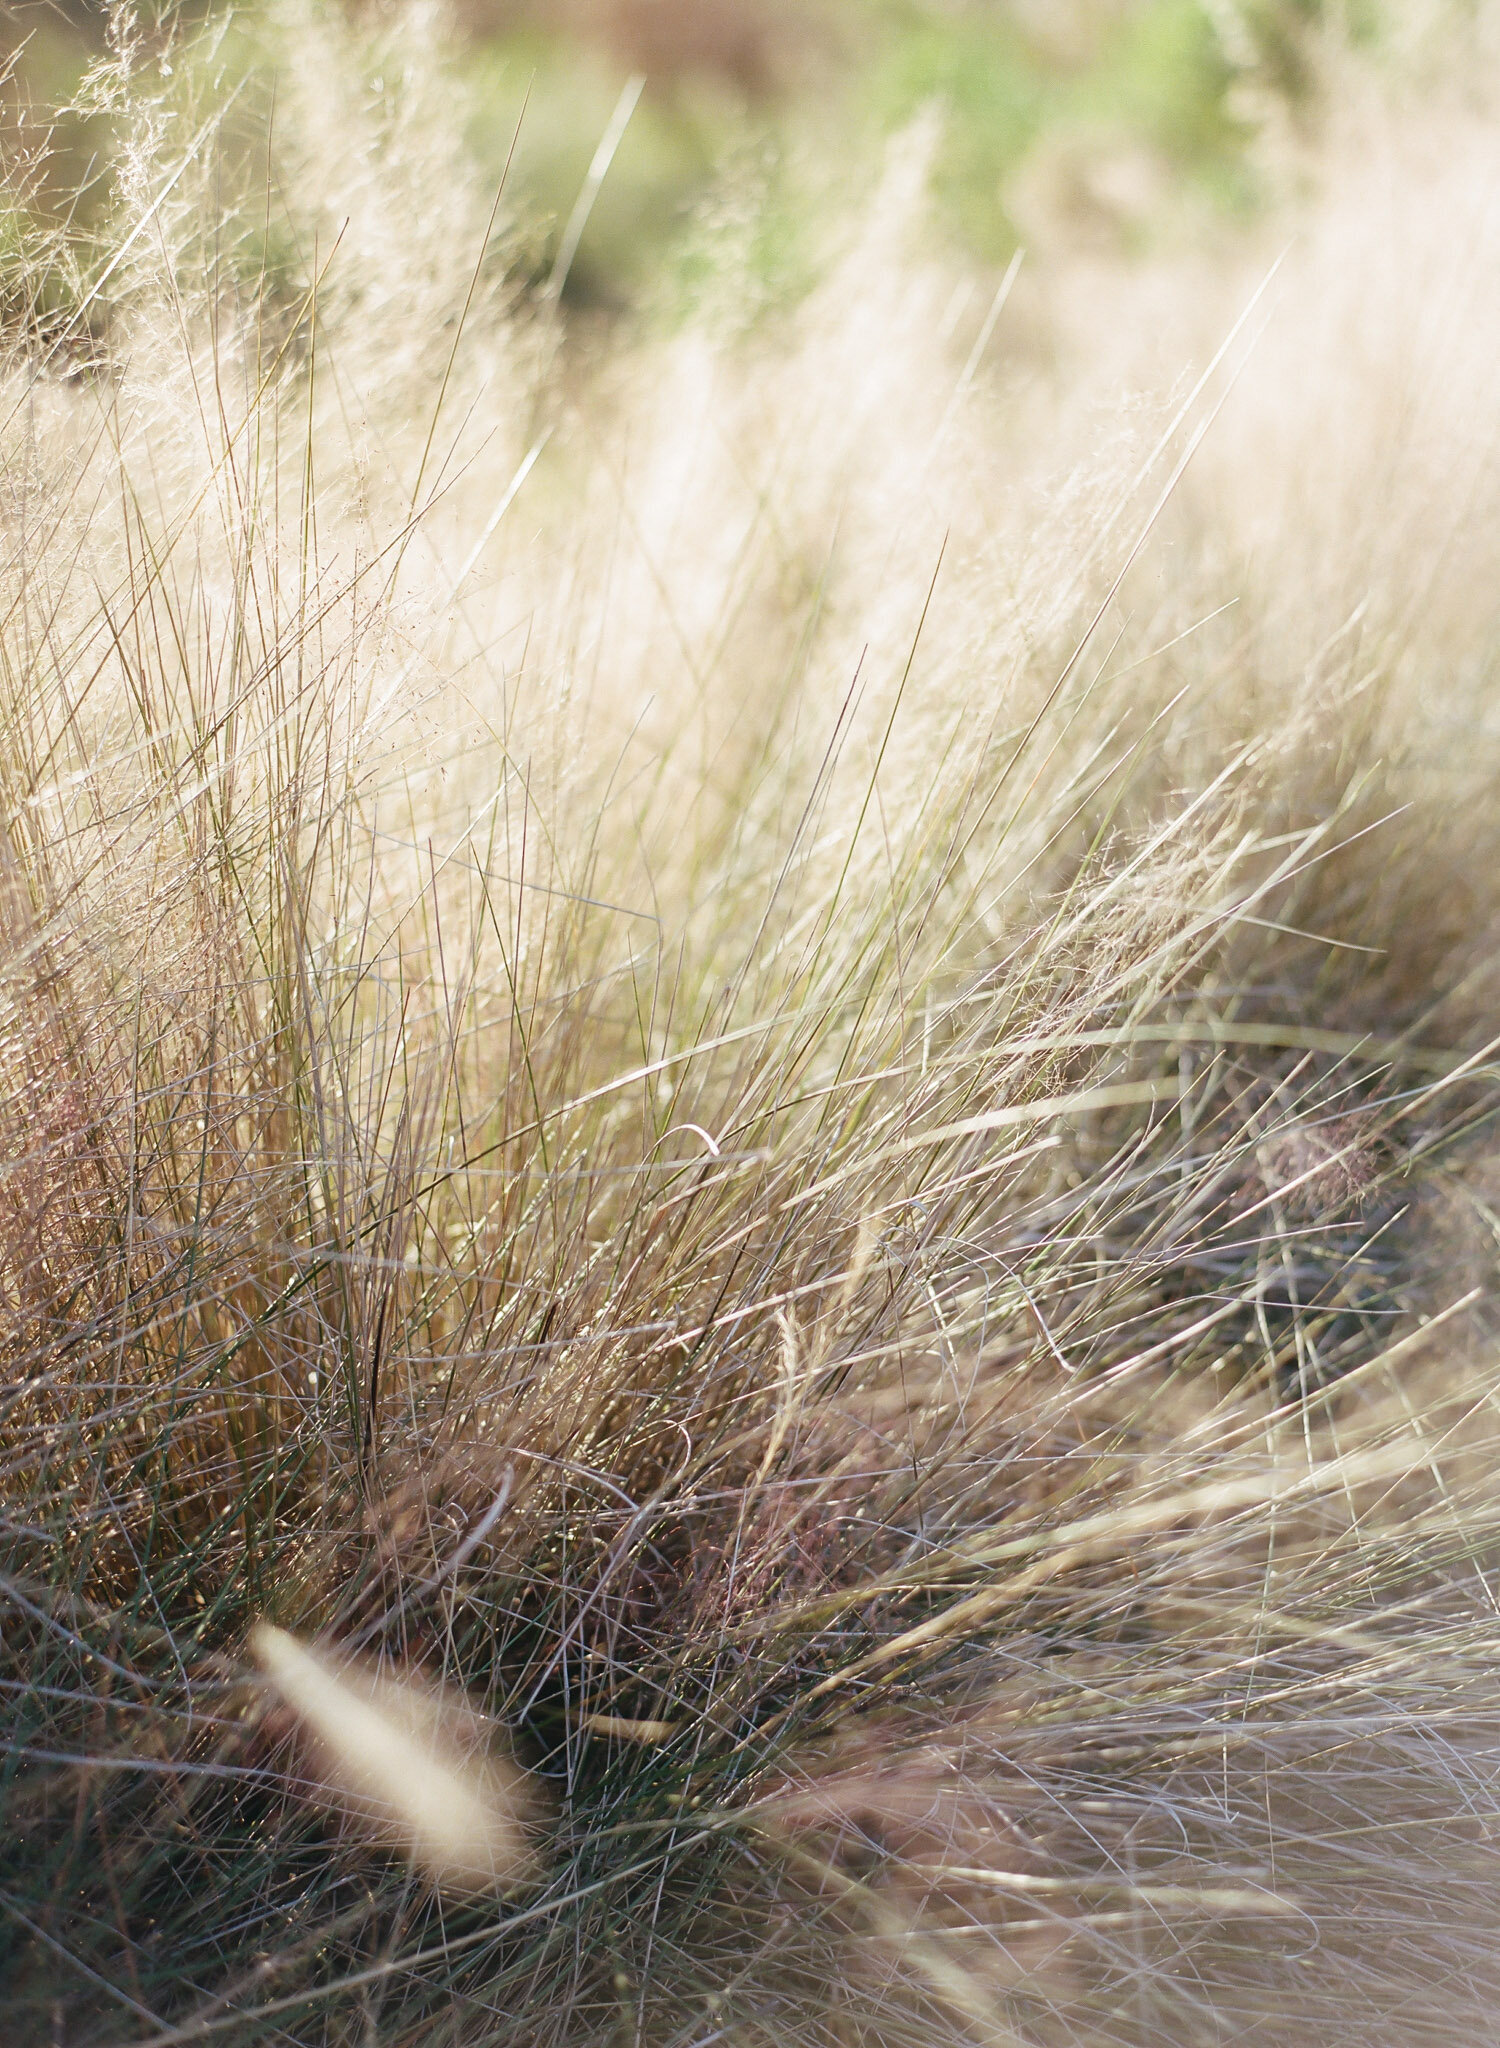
[7,5,1500,2043]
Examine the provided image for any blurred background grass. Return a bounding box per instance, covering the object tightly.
[0,0,1376,321]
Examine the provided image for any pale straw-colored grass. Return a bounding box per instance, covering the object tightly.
[7,5,1500,2043]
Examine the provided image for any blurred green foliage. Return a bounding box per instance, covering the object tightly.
[396,0,1403,308]
[0,0,1415,337]
[859,0,1246,259]
[461,33,752,304]
[446,0,1306,319]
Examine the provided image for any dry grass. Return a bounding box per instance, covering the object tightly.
[7,4,1500,2043]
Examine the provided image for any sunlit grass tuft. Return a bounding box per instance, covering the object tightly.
[6,6,1500,2046]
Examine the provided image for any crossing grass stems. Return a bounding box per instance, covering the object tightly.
[7,3,1500,2042]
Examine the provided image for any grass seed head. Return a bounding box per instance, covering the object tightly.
[251,1623,540,1895]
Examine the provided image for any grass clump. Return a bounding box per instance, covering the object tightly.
[8,6,1500,2045]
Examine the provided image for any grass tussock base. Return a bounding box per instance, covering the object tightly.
[8,6,1500,2044]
